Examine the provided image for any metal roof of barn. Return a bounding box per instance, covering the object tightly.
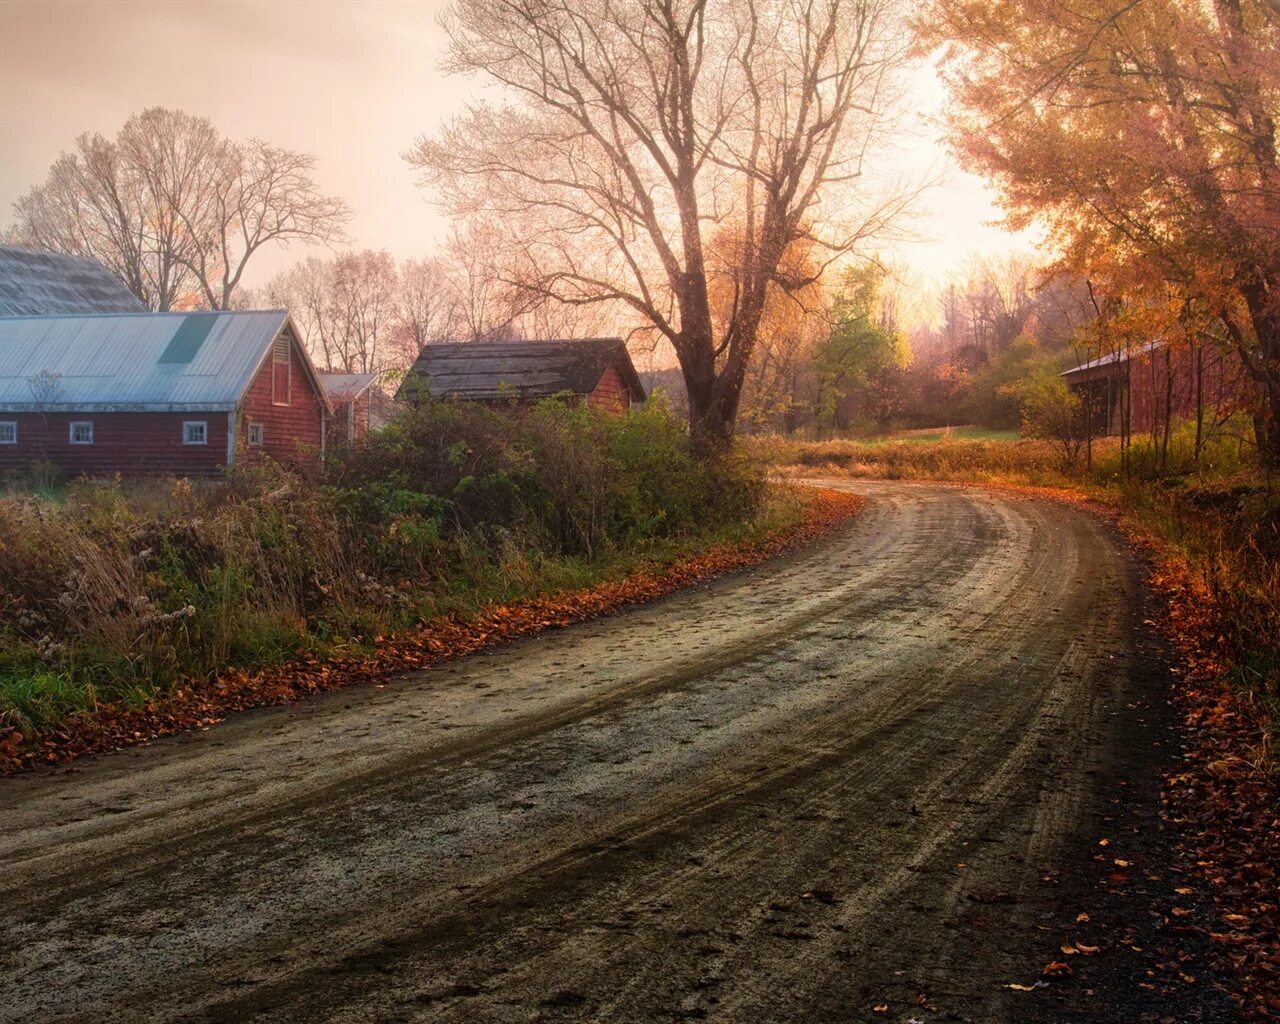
[0,245,146,317]
[1060,340,1164,378]
[319,372,378,401]
[397,338,645,403]
[0,309,325,413]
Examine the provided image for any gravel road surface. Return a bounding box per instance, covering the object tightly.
[0,481,1233,1023]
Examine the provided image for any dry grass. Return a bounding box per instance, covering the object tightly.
[749,434,1095,485]
[0,399,769,738]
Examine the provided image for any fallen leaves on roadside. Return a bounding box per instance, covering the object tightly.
[1135,528,1280,1023]
[1042,961,1074,979]
[0,490,867,777]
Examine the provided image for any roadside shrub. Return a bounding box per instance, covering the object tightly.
[1002,372,1086,472]
[330,395,763,554]
[1126,478,1280,765]
[0,397,766,734]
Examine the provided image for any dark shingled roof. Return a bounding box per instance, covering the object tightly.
[398,338,646,404]
[0,245,146,317]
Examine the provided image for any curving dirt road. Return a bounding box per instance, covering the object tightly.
[0,482,1233,1024]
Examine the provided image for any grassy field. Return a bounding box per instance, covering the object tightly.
[873,425,1021,444]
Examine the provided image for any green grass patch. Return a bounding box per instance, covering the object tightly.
[881,426,1021,444]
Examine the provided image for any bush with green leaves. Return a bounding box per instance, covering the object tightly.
[1002,372,1086,471]
[0,396,766,736]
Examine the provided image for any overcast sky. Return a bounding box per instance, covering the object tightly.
[0,0,1035,297]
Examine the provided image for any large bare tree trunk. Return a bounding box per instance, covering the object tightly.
[412,0,914,447]
[1230,280,1280,471]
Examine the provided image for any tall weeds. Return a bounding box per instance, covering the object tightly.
[0,398,765,735]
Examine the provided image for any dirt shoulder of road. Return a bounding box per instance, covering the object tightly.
[0,486,866,779]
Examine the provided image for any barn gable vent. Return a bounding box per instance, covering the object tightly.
[158,313,219,365]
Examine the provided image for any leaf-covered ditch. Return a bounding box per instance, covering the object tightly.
[0,398,865,775]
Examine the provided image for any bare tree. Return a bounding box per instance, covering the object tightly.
[174,135,351,310]
[329,251,401,373]
[410,0,916,444]
[8,108,350,311]
[264,250,401,374]
[12,133,193,311]
[398,257,461,353]
[438,220,552,342]
[27,370,63,473]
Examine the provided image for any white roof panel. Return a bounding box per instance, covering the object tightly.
[318,372,378,400]
[0,245,147,317]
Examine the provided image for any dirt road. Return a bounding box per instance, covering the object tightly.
[0,482,1233,1023]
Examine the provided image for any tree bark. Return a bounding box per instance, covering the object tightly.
[1232,281,1280,470]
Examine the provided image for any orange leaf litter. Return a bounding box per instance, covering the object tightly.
[0,487,866,777]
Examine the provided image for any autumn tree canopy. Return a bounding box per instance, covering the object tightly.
[410,0,916,445]
[918,0,1280,466]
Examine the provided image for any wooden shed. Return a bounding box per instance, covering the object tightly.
[396,338,646,414]
[319,372,383,442]
[1061,340,1252,437]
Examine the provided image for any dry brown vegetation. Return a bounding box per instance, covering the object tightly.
[753,435,1079,484]
[0,398,770,747]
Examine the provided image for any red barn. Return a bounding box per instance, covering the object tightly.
[396,338,646,414]
[0,310,332,477]
[1061,340,1253,437]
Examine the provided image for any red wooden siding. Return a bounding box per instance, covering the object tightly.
[1068,344,1253,437]
[0,412,229,477]
[585,364,630,415]
[238,330,327,464]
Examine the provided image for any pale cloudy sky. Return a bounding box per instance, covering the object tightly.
[0,0,1035,294]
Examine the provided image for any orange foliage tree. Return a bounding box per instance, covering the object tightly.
[918,0,1280,467]
[706,224,828,432]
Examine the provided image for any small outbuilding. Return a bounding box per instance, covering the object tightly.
[1061,340,1251,437]
[319,372,387,442]
[0,310,331,477]
[0,244,146,317]
[397,338,646,415]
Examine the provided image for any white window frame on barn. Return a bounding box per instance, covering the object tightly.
[0,422,16,445]
[247,422,264,446]
[183,421,208,446]
[69,421,94,445]
[271,335,292,406]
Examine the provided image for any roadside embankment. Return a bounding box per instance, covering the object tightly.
[0,466,864,775]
